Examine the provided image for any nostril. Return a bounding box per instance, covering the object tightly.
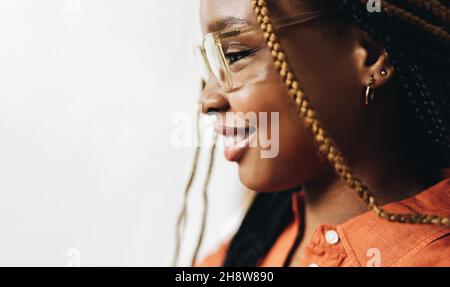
[200,80,230,114]
[207,107,222,115]
[200,97,230,115]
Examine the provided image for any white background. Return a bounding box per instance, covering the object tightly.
[0,0,248,266]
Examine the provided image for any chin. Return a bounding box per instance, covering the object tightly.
[236,146,321,192]
[238,170,272,192]
[237,154,296,193]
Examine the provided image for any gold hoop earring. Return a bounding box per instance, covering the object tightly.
[364,75,375,106]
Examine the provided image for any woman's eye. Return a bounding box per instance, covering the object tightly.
[225,49,256,65]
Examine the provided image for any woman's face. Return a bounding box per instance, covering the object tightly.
[200,0,372,192]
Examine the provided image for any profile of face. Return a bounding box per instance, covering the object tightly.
[199,0,395,192]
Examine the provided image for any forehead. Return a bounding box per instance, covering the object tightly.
[200,0,257,34]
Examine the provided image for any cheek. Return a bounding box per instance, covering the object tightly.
[280,30,364,151]
[232,71,328,191]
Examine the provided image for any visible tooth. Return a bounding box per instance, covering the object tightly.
[236,132,245,140]
[224,135,234,147]
[221,127,251,148]
[236,131,247,147]
[224,129,234,138]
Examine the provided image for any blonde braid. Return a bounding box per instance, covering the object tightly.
[191,133,218,266]
[252,0,450,227]
[172,104,202,267]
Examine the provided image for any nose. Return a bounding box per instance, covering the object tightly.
[200,77,230,115]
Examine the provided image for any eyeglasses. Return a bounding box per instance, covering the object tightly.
[198,11,326,92]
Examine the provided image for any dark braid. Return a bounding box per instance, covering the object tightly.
[389,0,449,26]
[223,190,295,266]
[338,0,450,165]
[223,0,450,266]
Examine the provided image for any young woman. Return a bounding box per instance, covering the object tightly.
[189,0,449,267]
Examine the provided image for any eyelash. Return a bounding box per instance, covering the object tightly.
[225,49,257,65]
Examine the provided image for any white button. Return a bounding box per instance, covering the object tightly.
[309,263,320,267]
[325,230,339,245]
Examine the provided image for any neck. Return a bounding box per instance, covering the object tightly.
[301,156,428,236]
[302,173,367,228]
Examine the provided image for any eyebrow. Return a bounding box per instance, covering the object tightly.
[207,16,249,33]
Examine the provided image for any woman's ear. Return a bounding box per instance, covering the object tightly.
[352,29,395,89]
[367,51,395,88]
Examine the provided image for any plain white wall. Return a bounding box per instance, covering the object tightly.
[0,0,248,266]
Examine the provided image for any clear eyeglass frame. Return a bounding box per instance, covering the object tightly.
[198,11,327,92]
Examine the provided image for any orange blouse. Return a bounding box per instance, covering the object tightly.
[196,178,450,267]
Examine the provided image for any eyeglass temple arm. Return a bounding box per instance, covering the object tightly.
[273,10,328,29]
[218,10,329,39]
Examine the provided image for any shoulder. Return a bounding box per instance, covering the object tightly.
[397,231,450,267]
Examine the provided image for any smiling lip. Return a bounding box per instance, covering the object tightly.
[215,125,256,162]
